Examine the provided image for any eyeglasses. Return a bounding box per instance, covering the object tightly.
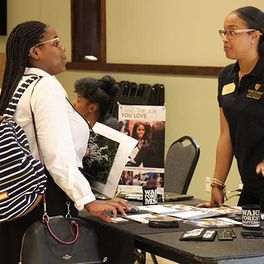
[34,37,62,48]
[218,29,260,39]
[28,37,63,56]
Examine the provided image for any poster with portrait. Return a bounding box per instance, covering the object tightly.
[118,104,166,193]
[83,122,137,197]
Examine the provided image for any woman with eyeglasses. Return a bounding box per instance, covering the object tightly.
[208,6,264,210]
[0,21,129,263]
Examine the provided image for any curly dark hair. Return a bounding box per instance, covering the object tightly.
[74,75,118,121]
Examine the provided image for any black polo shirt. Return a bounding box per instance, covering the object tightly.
[218,57,264,192]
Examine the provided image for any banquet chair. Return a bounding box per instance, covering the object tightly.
[135,136,200,264]
[148,136,200,264]
[164,135,200,194]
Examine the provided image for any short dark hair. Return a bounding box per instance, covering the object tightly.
[74,75,118,120]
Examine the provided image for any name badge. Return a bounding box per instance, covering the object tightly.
[222,83,235,95]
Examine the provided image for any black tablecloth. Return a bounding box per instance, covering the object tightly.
[79,211,193,264]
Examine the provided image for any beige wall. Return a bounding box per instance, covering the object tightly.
[1,0,264,204]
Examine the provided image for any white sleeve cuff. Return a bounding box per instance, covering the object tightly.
[74,192,96,211]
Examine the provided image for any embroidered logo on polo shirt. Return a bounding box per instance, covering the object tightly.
[246,84,263,100]
[255,84,262,90]
[222,83,235,95]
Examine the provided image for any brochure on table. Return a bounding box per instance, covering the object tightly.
[112,204,243,225]
[123,213,180,224]
[133,204,242,221]
[189,217,242,228]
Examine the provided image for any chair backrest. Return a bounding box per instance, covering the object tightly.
[164,136,200,194]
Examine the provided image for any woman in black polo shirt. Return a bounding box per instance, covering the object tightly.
[210,6,264,210]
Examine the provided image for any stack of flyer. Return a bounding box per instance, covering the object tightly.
[123,204,242,226]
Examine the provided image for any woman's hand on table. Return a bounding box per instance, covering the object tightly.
[84,197,131,222]
[197,187,224,208]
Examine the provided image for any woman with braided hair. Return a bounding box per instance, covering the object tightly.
[0,21,129,263]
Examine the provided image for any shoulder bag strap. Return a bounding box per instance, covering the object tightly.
[4,74,41,117]
[30,76,43,159]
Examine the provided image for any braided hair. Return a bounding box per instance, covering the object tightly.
[0,21,47,114]
[232,6,264,57]
[74,75,118,121]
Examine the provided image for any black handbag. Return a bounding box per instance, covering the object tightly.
[19,196,107,264]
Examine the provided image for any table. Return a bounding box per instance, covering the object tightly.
[135,227,264,263]
[79,199,264,264]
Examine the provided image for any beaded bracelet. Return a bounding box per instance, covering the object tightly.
[212,177,225,186]
[211,178,225,188]
[210,183,226,190]
[211,178,227,201]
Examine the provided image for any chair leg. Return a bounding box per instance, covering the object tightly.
[150,254,159,264]
[133,249,146,264]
